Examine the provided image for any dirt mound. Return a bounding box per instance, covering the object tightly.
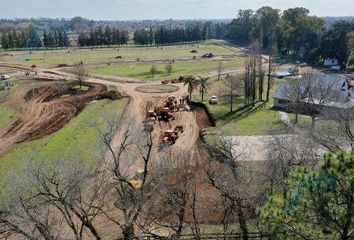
[0,81,114,155]
[97,90,123,100]
[135,84,180,93]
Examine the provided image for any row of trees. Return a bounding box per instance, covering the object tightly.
[226,7,354,67]
[134,23,226,46]
[77,26,128,47]
[0,26,69,49]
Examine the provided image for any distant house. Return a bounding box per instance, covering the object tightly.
[273,74,354,110]
[324,58,339,67]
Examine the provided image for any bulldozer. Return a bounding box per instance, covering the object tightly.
[164,96,179,112]
[173,125,184,135]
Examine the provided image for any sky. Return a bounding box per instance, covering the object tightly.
[1,0,353,20]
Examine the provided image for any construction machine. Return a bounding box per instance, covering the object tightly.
[164,96,179,112]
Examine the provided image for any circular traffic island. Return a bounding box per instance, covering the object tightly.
[135,84,180,94]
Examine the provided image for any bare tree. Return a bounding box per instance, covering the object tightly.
[97,117,153,239]
[73,63,87,89]
[283,73,340,128]
[266,30,277,102]
[165,63,173,75]
[143,152,197,239]
[224,75,243,113]
[0,156,105,240]
[264,133,321,197]
[244,53,257,107]
[203,137,256,240]
[217,61,223,81]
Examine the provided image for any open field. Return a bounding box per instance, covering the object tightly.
[0,41,242,68]
[88,59,245,80]
[0,98,127,185]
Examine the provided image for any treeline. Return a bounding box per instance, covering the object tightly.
[225,7,354,67]
[0,25,69,49]
[133,22,226,46]
[77,26,128,47]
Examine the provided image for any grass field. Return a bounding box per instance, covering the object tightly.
[1,41,241,68]
[88,59,245,80]
[192,77,287,136]
[0,98,128,186]
[0,106,15,128]
[0,77,29,127]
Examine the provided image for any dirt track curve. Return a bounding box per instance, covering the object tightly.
[0,80,113,155]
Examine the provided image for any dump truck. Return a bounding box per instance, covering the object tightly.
[160,130,178,145]
[146,110,157,119]
[159,126,184,147]
[155,107,174,121]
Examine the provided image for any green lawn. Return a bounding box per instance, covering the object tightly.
[0,106,15,128]
[88,59,244,80]
[0,98,128,186]
[191,76,287,136]
[0,77,28,127]
[2,41,240,68]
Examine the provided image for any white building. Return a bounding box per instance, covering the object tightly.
[324,58,339,67]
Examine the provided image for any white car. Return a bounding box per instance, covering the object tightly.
[209,96,218,104]
[0,74,11,80]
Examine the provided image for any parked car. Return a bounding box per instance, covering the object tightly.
[209,96,218,104]
[0,74,11,80]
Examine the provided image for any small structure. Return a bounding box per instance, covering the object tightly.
[324,58,339,67]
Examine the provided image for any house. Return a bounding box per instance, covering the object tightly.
[324,58,339,67]
[273,73,354,110]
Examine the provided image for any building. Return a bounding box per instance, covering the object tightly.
[273,74,354,110]
[324,58,339,67]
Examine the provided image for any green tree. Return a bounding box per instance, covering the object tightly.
[197,76,209,102]
[259,152,354,240]
[184,75,197,100]
[165,63,173,75]
[254,6,280,49]
[150,65,158,77]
